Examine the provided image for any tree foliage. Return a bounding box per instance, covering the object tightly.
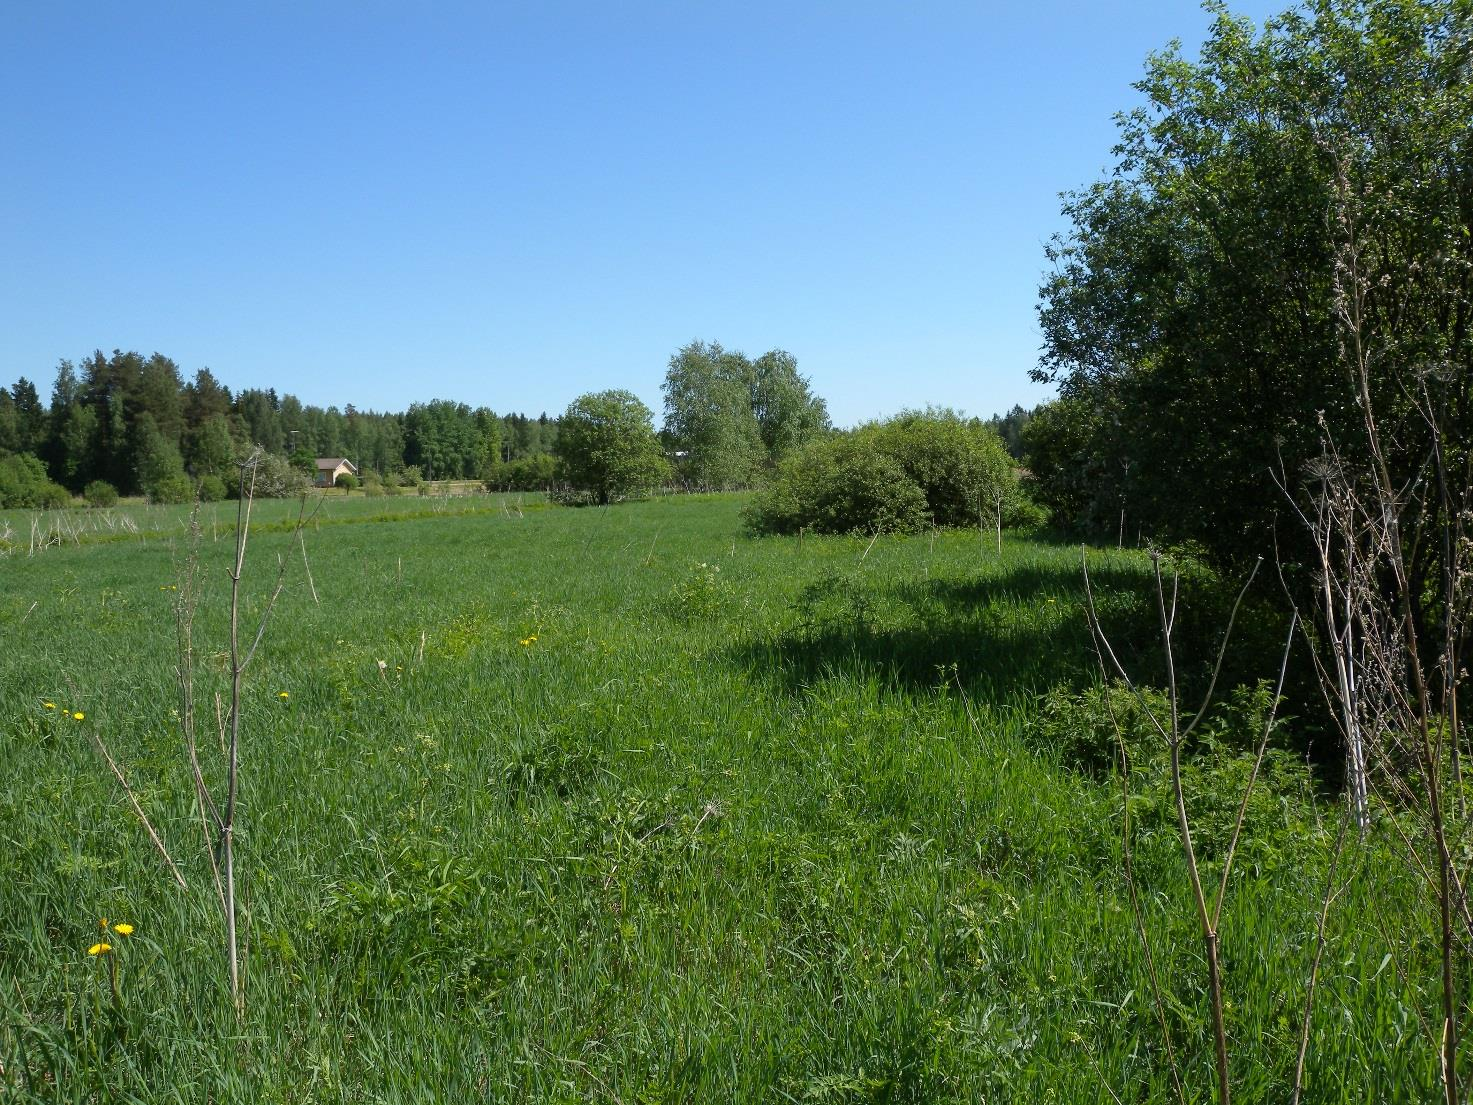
[402,400,501,481]
[555,391,670,504]
[748,349,831,463]
[0,452,69,509]
[984,404,1036,461]
[0,349,560,497]
[662,341,765,488]
[662,340,829,488]
[745,410,1019,535]
[1032,0,1472,593]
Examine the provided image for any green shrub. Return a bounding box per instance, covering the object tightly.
[1030,680,1312,869]
[37,481,72,508]
[860,410,1013,527]
[812,445,930,534]
[83,480,119,508]
[360,470,399,496]
[1002,488,1049,529]
[744,410,1017,535]
[485,454,556,492]
[245,452,310,498]
[335,472,360,491]
[547,486,598,507]
[147,472,194,505]
[668,561,729,620]
[399,465,424,488]
[196,474,227,502]
[740,447,830,534]
[0,453,64,509]
[745,437,929,535]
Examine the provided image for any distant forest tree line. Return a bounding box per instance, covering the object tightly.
[0,342,1037,508]
[0,350,561,504]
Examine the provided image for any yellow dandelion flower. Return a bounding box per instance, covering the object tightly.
[73,712,85,721]
[88,942,111,956]
[278,691,289,699]
[43,701,55,709]
[100,918,108,930]
[112,923,134,936]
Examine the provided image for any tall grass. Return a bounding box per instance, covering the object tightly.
[0,496,1446,1101]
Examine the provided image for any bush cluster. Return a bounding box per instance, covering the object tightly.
[148,473,194,505]
[748,442,929,535]
[197,474,227,502]
[744,410,1031,535]
[358,471,394,497]
[82,480,119,508]
[0,453,71,509]
[484,454,556,492]
[1030,680,1312,869]
[243,452,311,499]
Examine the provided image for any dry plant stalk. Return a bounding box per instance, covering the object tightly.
[1083,551,1297,1105]
[90,732,188,891]
[1273,156,1472,1104]
[174,451,319,1015]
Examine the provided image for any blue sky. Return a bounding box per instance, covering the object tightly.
[2,1,1284,427]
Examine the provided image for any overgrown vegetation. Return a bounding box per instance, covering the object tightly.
[1027,0,1471,590]
[3,0,1468,1099]
[0,494,1455,1100]
[745,409,1030,536]
[0,452,70,509]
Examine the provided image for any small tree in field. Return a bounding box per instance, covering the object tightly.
[554,390,670,505]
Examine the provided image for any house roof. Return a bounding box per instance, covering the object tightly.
[315,457,357,472]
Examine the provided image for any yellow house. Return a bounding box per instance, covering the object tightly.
[314,458,358,487]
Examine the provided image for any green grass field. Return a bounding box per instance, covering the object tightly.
[0,488,548,553]
[0,495,1446,1102]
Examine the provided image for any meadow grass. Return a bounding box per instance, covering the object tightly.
[0,495,1446,1101]
[0,490,553,554]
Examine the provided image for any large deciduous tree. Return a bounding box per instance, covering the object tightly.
[662,341,765,489]
[748,349,830,463]
[1032,0,1471,597]
[662,340,829,487]
[556,390,669,504]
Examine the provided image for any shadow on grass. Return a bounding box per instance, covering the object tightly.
[732,559,1168,704]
